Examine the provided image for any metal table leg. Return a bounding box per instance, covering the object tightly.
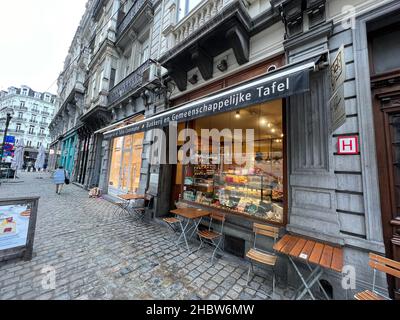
[188,217,203,240]
[176,218,191,252]
[289,257,319,300]
[305,262,330,300]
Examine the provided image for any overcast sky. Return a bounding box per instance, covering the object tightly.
[0,0,88,94]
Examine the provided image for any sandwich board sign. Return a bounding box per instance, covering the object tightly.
[0,197,39,262]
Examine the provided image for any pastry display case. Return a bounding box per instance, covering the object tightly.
[182,159,284,224]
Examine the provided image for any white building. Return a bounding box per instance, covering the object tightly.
[0,85,57,157]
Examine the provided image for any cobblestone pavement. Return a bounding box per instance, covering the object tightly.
[0,173,294,300]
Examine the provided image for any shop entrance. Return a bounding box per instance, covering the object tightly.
[108,132,144,196]
[369,18,400,299]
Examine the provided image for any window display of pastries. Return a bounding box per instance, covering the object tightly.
[182,162,284,223]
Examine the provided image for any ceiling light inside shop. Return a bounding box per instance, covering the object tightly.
[235,111,241,119]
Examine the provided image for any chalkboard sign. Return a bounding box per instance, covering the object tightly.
[0,197,39,262]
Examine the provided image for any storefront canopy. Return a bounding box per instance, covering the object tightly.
[102,60,316,139]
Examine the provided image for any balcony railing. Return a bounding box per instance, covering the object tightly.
[29,120,38,124]
[8,129,25,134]
[108,60,151,106]
[116,0,151,39]
[31,109,40,114]
[19,106,28,111]
[173,0,225,47]
[41,111,50,116]
[39,121,48,126]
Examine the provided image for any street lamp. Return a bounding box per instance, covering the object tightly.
[0,112,13,161]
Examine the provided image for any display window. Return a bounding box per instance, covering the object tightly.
[178,100,285,224]
[108,116,145,195]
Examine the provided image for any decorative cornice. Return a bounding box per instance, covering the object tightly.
[283,20,333,51]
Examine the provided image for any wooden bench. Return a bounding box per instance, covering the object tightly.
[354,253,400,300]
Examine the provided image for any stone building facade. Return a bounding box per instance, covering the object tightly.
[50,0,400,299]
[0,86,56,161]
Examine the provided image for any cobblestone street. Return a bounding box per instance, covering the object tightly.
[0,173,294,300]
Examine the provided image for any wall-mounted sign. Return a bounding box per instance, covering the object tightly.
[0,197,39,262]
[329,85,346,132]
[330,45,346,93]
[147,173,159,196]
[5,136,15,144]
[104,64,313,139]
[337,136,359,155]
[330,45,346,133]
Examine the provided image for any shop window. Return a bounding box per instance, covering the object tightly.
[180,100,285,224]
[108,116,145,195]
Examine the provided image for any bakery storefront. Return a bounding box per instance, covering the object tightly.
[174,99,285,225]
[103,59,315,233]
[106,115,145,196]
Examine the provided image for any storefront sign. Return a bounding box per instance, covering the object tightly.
[330,45,346,93]
[0,197,39,261]
[337,136,359,155]
[329,84,346,132]
[104,64,313,139]
[329,45,346,132]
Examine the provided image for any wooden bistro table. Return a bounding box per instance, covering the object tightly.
[273,234,344,300]
[118,194,145,201]
[170,207,211,253]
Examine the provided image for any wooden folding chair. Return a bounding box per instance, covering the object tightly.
[163,216,182,234]
[246,223,279,298]
[196,213,225,264]
[354,253,400,300]
[113,198,130,217]
[127,194,153,221]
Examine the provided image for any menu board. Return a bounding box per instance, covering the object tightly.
[0,205,31,251]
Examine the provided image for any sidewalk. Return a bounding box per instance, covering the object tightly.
[0,172,294,300]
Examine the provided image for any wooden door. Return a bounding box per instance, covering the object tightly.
[372,74,400,300]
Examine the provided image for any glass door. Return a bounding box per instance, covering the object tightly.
[108,137,123,195]
[108,132,144,196]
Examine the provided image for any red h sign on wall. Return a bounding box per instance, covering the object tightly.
[337,136,359,155]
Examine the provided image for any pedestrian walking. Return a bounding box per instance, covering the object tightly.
[53,166,69,194]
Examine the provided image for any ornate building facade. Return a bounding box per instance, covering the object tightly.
[50,0,400,299]
[0,86,56,163]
